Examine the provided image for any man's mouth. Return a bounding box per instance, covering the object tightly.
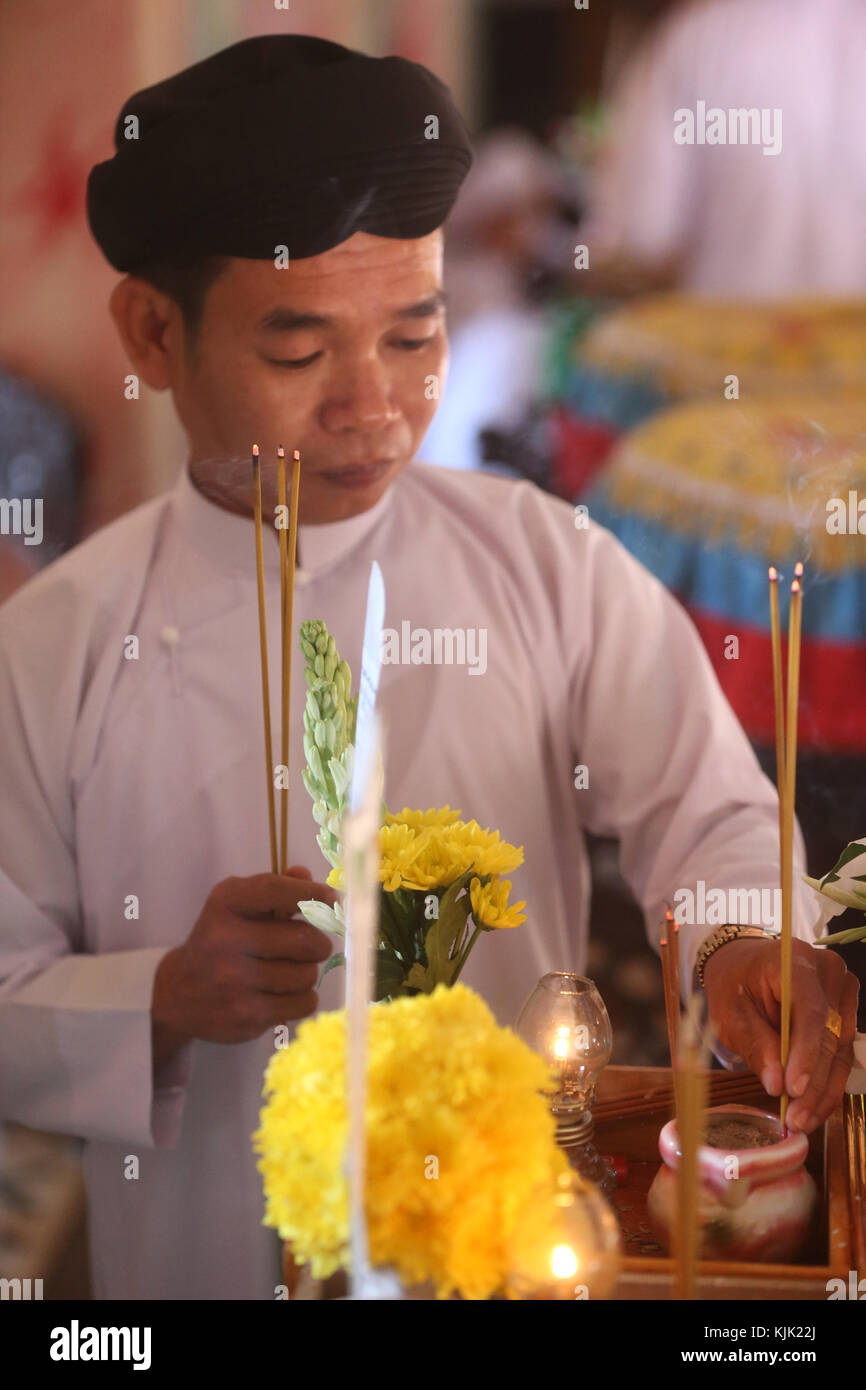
[316,460,397,488]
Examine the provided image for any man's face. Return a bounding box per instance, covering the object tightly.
[170,230,447,523]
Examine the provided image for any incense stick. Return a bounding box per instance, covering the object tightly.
[659,910,680,1065]
[277,447,289,875]
[671,913,681,1045]
[252,446,278,874]
[768,567,785,849]
[779,573,803,1130]
[283,451,301,870]
[276,448,302,876]
[673,1012,709,1300]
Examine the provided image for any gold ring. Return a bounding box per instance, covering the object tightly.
[825,1008,842,1038]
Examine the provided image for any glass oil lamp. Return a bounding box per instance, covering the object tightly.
[516,972,616,1194]
[506,1170,622,1300]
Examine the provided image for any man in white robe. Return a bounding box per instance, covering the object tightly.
[0,35,857,1300]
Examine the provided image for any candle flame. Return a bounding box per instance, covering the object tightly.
[551,1244,579,1280]
[553,1025,570,1060]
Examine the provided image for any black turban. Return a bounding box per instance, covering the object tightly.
[87,34,473,270]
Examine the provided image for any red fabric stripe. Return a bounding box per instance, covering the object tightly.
[686,607,866,753]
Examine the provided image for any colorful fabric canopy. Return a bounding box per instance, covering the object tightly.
[579,295,866,400]
[586,393,866,753]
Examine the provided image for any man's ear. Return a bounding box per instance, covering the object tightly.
[109,277,186,391]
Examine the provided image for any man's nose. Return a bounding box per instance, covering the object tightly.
[320,356,401,432]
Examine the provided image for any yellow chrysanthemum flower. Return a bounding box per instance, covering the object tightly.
[384,806,462,831]
[377,823,431,892]
[383,821,525,894]
[469,876,527,929]
[388,836,468,892]
[253,985,566,1299]
[447,820,524,878]
[326,812,524,901]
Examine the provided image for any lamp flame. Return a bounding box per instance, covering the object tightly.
[551,1244,579,1280]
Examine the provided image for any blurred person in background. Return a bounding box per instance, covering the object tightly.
[421,128,580,471]
[586,0,866,297]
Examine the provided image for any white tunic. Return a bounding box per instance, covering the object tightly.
[0,461,816,1299]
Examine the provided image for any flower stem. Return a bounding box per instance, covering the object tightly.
[451,924,481,983]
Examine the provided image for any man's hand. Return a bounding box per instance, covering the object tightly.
[703,937,859,1133]
[152,866,336,1057]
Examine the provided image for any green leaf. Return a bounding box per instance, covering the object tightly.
[416,873,474,989]
[375,952,407,1001]
[318,951,345,986]
[406,961,437,994]
[380,888,416,962]
[829,841,866,872]
[819,841,866,887]
[814,923,866,946]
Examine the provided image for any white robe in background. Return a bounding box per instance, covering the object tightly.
[0,461,817,1299]
[589,0,866,297]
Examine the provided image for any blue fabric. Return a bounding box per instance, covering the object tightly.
[585,489,865,642]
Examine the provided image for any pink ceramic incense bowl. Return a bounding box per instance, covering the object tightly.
[646,1104,818,1263]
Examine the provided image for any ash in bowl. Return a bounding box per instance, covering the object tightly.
[704,1114,781,1150]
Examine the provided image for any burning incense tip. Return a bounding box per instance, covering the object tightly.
[768,565,778,581]
[293,450,300,460]
[794,561,804,578]
[791,579,801,595]
[252,443,260,458]
[277,445,285,458]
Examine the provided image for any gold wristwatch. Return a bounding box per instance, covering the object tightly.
[694,924,778,989]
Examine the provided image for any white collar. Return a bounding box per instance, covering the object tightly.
[171,462,395,584]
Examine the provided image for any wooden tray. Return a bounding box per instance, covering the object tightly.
[597,1066,856,1300]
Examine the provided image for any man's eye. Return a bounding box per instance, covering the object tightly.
[394,337,435,351]
[267,352,322,369]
